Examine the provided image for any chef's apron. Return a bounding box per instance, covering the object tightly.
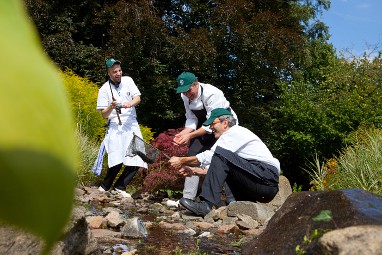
[187,86,217,156]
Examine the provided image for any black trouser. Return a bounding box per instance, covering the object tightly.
[100,163,138,190]
[187,134,216,156]
[187,135,235,203]
[200,148,279,206]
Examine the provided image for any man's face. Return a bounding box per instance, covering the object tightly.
[210,117,228,138]
[108,64,122,84]
[182,82,199,100]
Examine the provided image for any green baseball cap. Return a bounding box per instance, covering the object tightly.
[203,108,233,126]
[176,72,197,93]
[105,58,121,68]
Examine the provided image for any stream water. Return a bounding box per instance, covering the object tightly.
[89,197,245,254]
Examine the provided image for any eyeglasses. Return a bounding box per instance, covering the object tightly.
[210,119,223,127]
[210,118,228,127]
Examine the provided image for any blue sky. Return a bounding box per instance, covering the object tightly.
[321,0,382,57]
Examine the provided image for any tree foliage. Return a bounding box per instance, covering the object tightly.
[24,0,330,133]
[24,0,350,186]
[276,54,382,186]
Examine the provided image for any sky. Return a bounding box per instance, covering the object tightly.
[320,0,382,57]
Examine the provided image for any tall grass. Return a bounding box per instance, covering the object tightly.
[304,154,328,191]
[306,127,382,196]
[329,127,382,195]
[76,127,102,186]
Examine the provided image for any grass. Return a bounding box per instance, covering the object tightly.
[329,127,382,195]
[306,126,382,196]
[75,128,102,186]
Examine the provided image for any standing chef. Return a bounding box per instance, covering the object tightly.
[96,58,147,198]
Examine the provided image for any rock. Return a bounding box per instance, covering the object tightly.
[0,205,97,255]
[227,202,275,225]
[241,188,382,255]
[120,217,147,238]
[0,225,41,255]
[0,175,293,255]
[263,175,292,211]
[105,210,124,228]
[236,214,259,229]
[316,225,382,255]
[86,215,107,229]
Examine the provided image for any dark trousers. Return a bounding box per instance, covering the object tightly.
[188,135,235,202]
[200,148,279,206]
[188,134,216,156]
[100,163,138,191]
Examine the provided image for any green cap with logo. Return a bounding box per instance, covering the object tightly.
[105,58,121,68]
[203,108,233,126]
[176,72,197,93]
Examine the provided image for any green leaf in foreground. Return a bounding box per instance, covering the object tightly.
[0,0,77,253]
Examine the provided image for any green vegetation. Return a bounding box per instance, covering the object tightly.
[1,1,77,253]
[23,0,382,189]
[5,0,382,254]
[307,127,382,196]
[75,129,102,186]
[172,239,208,255]
[295,210,336,255]
[61,69,107,142]
[276,54,382,186]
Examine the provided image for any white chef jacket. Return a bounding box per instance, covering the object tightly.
[196,125,280,173]
[180,83,238,132]
[96,76,147,169]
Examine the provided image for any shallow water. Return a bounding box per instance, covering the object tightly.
[90,200,244,254]
[136,223,242,254]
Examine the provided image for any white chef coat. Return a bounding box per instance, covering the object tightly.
[97,76,147,169]
[180,83,238,132]
[196,125,280,173]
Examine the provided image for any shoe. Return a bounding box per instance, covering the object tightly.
[114,188,132,198]
[225,197,236,205]
[166,199,179,207]
[179,197,212,217]
[98,186,106,192]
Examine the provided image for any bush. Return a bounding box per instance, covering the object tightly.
[61,69,106,142]
[141,128,189,193]
[75,128,103,186]
[328,126,382,196]
[306,126,382,196]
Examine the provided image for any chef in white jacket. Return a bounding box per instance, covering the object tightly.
[96,58,147,198]
[170,108,280,217]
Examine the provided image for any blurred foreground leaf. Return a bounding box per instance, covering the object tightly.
[0,0,77,253]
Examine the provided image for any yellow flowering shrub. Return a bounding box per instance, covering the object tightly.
[60,69,106,142]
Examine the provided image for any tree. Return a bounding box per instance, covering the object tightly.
[275,54,382,186]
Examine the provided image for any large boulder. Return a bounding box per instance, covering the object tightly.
[316,225,382,255]
[241,189,382,255]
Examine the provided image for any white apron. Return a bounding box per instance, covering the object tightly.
[104,119,148,169]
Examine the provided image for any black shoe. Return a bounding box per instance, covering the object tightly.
[179,197,212,217]
[225,197,236,205]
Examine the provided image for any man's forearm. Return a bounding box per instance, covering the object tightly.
[180,156,201,166]
[189,127,208,140]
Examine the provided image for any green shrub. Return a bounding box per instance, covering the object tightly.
[75,128,103,186]
[61,69,106,142]
[306,126,382,195]
[328,127,382,195]
[140,125,155,142]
